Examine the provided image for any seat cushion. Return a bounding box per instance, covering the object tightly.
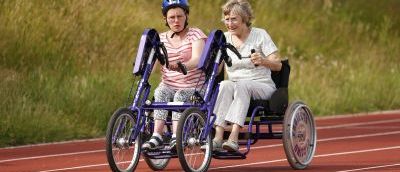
[246,88,288,117]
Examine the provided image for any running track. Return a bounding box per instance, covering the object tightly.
[1,110,400,172]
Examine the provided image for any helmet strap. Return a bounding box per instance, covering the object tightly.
[170,20,188,38]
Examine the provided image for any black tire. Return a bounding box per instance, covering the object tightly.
[283,101,317,170]
[176,108,212,172]
[143,112,170,170]
[144,158,170,171]
[106,108,141,172]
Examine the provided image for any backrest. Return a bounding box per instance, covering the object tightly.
[271,59,290,89]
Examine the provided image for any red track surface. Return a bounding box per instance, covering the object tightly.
[1,110,400,172]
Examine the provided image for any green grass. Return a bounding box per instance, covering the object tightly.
[1,0,399,147]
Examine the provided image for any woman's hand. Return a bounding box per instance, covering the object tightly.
[250,52,264,66]
[250,51,282,71]
[168,63,180,72]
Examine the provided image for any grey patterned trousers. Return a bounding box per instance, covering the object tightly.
[154,83,204,121]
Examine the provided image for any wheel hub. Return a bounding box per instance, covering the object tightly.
[117,138,129,149]
[187,137,198,147]
[292,109,312,162]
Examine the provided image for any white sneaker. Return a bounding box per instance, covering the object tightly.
[222,140,239,152]
[142,136,163,150]
[201,140,222,151]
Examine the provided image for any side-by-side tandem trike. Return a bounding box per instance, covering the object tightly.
[105,28,317,172]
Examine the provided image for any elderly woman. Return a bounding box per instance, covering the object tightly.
[212,0,282,152]
[142,0,207,151]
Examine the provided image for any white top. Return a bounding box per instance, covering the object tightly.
[224,27,278,87]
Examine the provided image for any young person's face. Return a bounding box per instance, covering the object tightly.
[166,8,187,32]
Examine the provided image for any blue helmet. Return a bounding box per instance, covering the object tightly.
[162,0,189,16]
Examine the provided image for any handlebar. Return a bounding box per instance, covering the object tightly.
[224,43,242,60]
[158,42,169,68]
[177,61,188,75]
[221,46,259,67]
[251,49,258,67]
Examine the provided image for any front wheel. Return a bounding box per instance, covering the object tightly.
[283,101,317,170]
[176,108,212,172]
[105,108,141,172]
[144,158,170,171]
[143,112,170,170]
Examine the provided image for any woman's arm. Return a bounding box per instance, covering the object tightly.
[152,61,160,74]
[251,51,282,71]
[249,28,282,71]
[183,39,205,70]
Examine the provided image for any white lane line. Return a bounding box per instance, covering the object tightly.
[0,138,105,150]
[249,130,400,151]
[3,109,398,151]
[317,130,400,142]
[209,146,400,170]
[6,127,396,164]
[38,159,145,172]
[210,158,287,170]
[315,109,400,120]
[1,118,400,164]
[0,150,103,163]
[336,163,400,172]
[317,119,400,130]
[39,163,109,172]
[314,146,400,158]
[33,131,400,172]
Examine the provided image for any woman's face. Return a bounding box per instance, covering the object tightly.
[166,8,187,32]
[224,12,246,36]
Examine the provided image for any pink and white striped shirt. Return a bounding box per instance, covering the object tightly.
[159,28,207,90]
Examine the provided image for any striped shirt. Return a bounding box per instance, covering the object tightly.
[159,28,207,90]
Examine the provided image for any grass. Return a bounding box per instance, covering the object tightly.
[1,0,399,147]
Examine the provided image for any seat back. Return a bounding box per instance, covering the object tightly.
[247,59,290,117]
[269,59,290,115]
[271,59,290,89]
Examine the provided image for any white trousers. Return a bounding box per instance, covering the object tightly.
[213,80,276,127]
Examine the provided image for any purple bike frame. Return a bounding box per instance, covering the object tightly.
[126,29,225,146]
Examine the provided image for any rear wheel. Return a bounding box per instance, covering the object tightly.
[283,101,317,170]
[176,108,212,172]
[106,108,141,172]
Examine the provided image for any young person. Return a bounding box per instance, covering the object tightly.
[142,0,207,150]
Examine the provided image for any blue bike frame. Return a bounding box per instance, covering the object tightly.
[122,29,228,153]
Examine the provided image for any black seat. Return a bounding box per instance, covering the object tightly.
[247,59,290,116]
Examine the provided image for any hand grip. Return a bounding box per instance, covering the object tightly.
[159,42,169,68]
[251,49,258,67]
[177,61,188,75]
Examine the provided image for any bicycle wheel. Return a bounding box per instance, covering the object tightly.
[176,108,212,172]
[144,158,170,171]
[143,112,170,170]
[106,108,141,172]
[283,101,317,170]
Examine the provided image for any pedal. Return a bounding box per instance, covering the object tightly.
[142,147,178,159]
[212,150,246,159]
[189,91,204,104]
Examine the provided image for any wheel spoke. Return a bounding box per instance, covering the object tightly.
[177,108,212,172]
[283,101,317,170]
[106,108,141,172]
